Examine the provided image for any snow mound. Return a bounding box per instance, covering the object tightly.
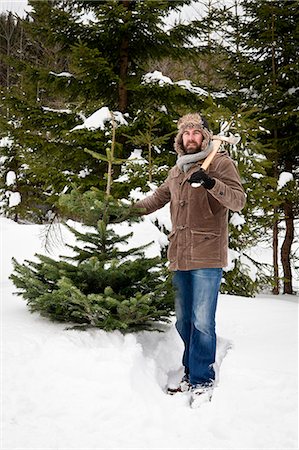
[2,218,298,449]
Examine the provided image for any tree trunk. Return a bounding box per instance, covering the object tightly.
[118,34,129,112]
[281,200,294,294]
[272,210,280,295]
[148,141,152,183]
[106,111,116,197]
[270,5,279,296]
[118,0,130,113]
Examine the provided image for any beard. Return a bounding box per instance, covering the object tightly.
[183,142,202,154]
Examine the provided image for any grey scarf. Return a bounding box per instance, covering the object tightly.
[176,141,214,173]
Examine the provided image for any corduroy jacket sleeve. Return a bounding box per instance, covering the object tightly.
[207,153,246,212]
[134,178,171,215]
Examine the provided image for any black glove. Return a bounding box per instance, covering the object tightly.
[188,168,216,190]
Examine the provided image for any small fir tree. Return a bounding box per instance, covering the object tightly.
[10,187,174,332]
[10,107,175,331]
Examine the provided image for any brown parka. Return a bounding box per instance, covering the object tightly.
[135,151,246,271]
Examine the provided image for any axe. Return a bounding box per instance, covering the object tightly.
[191,132,241,188]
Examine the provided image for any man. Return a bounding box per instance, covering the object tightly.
[135,113,246,407]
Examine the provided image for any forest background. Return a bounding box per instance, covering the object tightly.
[0,0,298,331]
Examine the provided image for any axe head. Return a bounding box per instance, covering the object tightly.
[227,132,241,145]
[213,133,241,145]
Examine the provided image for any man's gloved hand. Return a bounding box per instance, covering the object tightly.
[188,168,216,189]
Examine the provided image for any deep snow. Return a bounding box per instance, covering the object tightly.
[1,217,298,449]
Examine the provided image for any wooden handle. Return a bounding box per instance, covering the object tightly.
[200,139,222,171]
[191,137,235,188]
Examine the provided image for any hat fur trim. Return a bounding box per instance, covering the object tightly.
[174,113,212,155]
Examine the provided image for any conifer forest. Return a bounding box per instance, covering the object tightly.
[0,0,298,331]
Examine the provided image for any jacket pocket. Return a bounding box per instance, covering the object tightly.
[167,230,177,263]
[190,230,221,262]
[188,192,216,228]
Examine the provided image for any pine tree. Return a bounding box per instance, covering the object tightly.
[0,6,88,222]
[0,0,213,221]
[0,12,28,221]
[10,190,174,331]
[9,106,175,332]
[165,0,275,295]
[206,0,299,295]
[5,0,290,299]
[236,0,299,294]
[124,113,175,183]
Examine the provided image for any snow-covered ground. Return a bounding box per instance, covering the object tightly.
[1,217,298,449]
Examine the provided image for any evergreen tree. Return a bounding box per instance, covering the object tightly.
[9,106,175,332]
[0,12,24,89]
[0,0,212,221]
[164,0,275,295]
[0,6,85,222]
[237,0,299,294]
[4,0,290,299]
[208,0,299,295]
[10,189,174,331]
[0,12,29,221]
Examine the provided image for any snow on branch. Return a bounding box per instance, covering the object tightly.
[70,107,129,132]
[142,70,226,98]
[49,71,74,78]
[277,172,293,190]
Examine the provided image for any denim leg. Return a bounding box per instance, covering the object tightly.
[189,268,222,385]
[173,271,192,375]
[173,268,222,386]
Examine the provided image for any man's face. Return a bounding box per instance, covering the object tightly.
[182,128,203,154]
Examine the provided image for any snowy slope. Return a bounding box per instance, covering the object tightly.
[1,217,298,449]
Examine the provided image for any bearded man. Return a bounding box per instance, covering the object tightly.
[135,113,246,407]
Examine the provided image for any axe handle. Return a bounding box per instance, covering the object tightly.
[201,139,222,171]
[191,135,240,188]
[191,139,223,188]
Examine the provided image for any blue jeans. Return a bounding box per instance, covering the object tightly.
[173,268,222,386]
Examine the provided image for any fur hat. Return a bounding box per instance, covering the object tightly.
[174,113,212,155]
